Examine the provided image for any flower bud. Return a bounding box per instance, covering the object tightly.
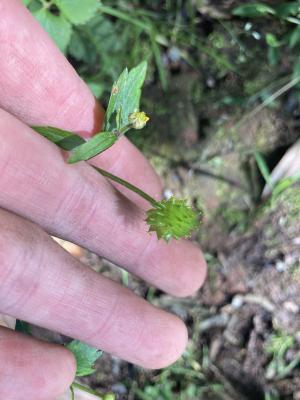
[128,111,149,129]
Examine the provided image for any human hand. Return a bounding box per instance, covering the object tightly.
[0,1,207,399]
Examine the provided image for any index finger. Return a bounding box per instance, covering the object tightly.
[0,0,162,206]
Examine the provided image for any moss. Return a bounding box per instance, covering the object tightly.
[266,184,300,221]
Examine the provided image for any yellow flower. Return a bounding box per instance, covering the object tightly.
[128,111,149,129]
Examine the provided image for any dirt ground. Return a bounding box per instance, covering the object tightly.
[66,71,300,399]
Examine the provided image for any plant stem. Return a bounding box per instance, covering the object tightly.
[70,386,75,400]
[113,124,132,138]
[97,4,151,31]
[93,166,159,207]
[71,382,105,399]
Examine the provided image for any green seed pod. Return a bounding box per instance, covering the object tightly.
[146,197,200,242]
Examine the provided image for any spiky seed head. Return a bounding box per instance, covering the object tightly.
[128,111,149,129]
[146,197,200,242]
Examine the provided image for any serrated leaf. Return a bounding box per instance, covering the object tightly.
[232,4,275,18]
[32,126,85,150]
[68,131,117,163]
[105,68,128,130]
[66,340,102,377]
[33,8,72,52]
[105,61,147,131]
[54,0,99,25]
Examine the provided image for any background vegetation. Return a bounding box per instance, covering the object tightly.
[25,1,300,399]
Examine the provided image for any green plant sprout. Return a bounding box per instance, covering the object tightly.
[266,331,300,380]
[30,62,201,399]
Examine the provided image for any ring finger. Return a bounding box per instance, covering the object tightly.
[0,208,188,369]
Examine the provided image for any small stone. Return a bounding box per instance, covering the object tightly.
[283,301,299,314]
[111,383,127,395]
[276,260,286,272]
[231,295,244,309]
[294,391,300,400]
[163,188,173,199]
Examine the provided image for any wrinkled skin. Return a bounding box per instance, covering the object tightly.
[0,1,207,399]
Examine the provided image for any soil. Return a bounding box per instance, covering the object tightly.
[71,71,300,399]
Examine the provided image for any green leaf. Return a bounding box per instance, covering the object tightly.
[54,0,99,25]
[275,3,300,18]
[105,61,148,131]
[68,131,117,163]
[66,340,102,377]
[105,68,128,130]
[267,46,279,66]
[266,33,280,48]
[254,151,271,186]
[68,30,89,61]
[32,126,85,150]
[86,80,105,98]
[289,26,300,48]
[33,8,72,52]
[22,0,32,6]
[33,126,118,163]
[232,4,275,18]
[293,57,300,78]
[272,172,300,198]
[149,30,168,91]
[27,0,42,13]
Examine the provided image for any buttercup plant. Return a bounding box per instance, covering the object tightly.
[30,61,201,399]
[33,61,201,243]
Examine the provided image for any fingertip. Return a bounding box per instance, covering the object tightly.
[0,328,77,400]
[40,343,77,399]
[57,345,77,389]
[138,313,188,370]
[143,239,207,298]
[172,241,207,298]
[155,315,188,369]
